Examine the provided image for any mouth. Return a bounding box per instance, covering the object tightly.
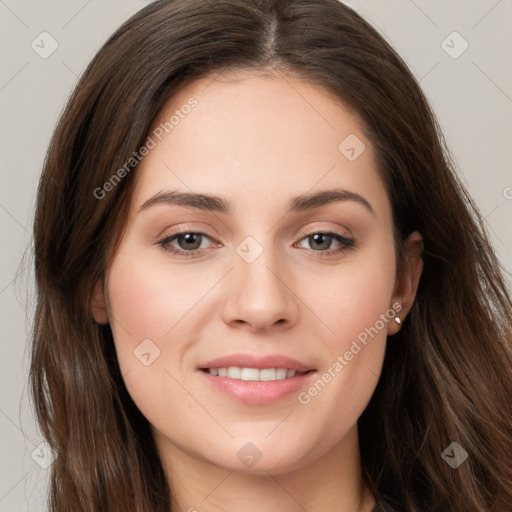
[197,354,318,405]
[199,367,315,381]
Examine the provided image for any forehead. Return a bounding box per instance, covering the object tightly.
[131,70,390,220]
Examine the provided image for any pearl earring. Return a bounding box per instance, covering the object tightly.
[394,317,401,325]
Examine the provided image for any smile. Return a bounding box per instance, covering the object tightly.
[201,367,312,381]
[198,367,317,405]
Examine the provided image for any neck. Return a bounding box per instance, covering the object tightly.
[154,425,376,512]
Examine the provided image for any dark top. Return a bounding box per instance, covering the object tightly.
[371,495,405,511]
[372,505,393,512]
[372,504,397,511]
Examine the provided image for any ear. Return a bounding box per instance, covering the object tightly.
[91,279,109,324]
[387,231,423,336]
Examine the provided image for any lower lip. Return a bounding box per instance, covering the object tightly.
[198,369,317,405]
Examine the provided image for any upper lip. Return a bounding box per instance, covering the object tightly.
[198,353,315,373]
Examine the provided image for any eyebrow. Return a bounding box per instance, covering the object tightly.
[138,187,375,216]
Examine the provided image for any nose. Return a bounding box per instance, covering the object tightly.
[220,242,300,333]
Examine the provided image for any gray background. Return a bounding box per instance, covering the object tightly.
[1,0,511,510]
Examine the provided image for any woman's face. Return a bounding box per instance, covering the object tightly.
[94,70,420,475]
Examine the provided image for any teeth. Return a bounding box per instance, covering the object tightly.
[259,368,277,381]
[276,368,287,379]
[206,367,299,381]
[227,366,241,379]
[241,367,260,381]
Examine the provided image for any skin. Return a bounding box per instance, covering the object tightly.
[92,69,423,512]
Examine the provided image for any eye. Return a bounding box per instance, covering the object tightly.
[157,231,217,257]
[295,231,355,256]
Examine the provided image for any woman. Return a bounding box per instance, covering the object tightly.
[30,0,512,511]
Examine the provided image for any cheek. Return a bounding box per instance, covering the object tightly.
[104,249,210,426]
[305,242,396,349]
[103,248,213,412]
[293,242,396,428]
[106,249,215,349]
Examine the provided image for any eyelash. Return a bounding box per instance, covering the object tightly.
[156,228,356,259]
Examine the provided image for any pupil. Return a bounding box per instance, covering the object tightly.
[180,233,201,250]
[311,233,330,250]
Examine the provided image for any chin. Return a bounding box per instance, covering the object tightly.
[201,439,315,475]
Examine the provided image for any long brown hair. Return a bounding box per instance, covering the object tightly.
[30,0,512,510]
